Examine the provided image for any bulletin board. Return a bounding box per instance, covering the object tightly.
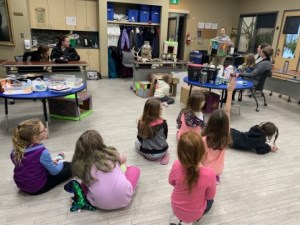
[197,22,218,39]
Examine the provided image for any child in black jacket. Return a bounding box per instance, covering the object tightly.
[230,122,279,154]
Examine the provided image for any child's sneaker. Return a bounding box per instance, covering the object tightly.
[162,102,169,107]
[160,152,169,165]
[216,175,220,185]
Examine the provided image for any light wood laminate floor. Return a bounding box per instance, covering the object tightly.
[0,79,300,225]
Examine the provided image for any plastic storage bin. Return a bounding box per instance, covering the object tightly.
[188,65,203,82]
[127,9,139,22]
[140,5,150,11]
[107,2,114,8]
[139,10,149,23]
[190,51,203,64]
[151,6,161,11]
[107,8,114,21]
[150,11,160,23]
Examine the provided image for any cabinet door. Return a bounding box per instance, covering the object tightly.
[48,0,66,30]
[86,0,98,31]
[75,0,87,31]
[28,0,50,29]
[65,0,76,30]
[77,49,100,72]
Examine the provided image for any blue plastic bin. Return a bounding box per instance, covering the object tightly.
[190,51,203,64]
[127,9,139,22]
[107,2,114,8]
[107,8,114,21]
[140,5,150,11]
[151,6,161,12]
[139,10,149,23]
[150,11,160,23]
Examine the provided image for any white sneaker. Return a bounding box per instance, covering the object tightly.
[162,102,169,107]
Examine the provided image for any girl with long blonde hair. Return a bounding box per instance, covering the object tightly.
[11,118,71,195]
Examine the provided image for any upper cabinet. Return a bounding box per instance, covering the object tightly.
[86,0,98,31]
[28,0,50,29]
[28,0,98,31]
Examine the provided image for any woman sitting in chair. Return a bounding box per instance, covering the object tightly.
[239,45,273,87]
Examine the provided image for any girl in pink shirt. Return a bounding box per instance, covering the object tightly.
[70,130,140,210]
[202,77,236,184]
[176,92,206,140]
[169,132,216,224]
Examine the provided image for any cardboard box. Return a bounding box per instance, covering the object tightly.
[48,92,92,120]
[135,81,154,98]
[180,85,220,113]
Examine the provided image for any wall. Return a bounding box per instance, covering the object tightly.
[0,0,31,76]
[99,0,169,77]
[169,0,239,60]
[238,0,300,49]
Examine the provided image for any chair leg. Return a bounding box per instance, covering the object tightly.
[262,91,267,106]
[251,89,259,112]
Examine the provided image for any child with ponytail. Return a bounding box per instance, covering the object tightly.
[169,132,216,225]
[11,119,71,195]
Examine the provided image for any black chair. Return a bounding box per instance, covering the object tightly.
[249,69,271,112]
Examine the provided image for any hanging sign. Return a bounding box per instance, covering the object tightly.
[170,0,180,5]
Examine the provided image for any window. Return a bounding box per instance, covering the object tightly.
[237,12,277,53]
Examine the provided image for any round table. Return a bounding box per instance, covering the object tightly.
[0,84,86,135]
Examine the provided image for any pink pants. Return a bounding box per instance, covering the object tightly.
[125,166,140,189]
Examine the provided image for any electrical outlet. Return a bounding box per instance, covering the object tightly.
[20,33,24,38]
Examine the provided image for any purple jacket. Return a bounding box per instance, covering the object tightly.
[11,144,49,193]
[121,28,130,50]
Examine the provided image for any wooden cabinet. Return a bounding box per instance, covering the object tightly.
[76,49,100,72]
[86,0,98,31]
[48,0,66,30]
[75,0,87,31]
[28,0,98,31]
[28,0,50,29]
[65,0,76,30]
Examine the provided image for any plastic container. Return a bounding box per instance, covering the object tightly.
[150,11,160,23]
[127,9,139,22]
[151,6,161,12]
[107,8,114,21]
[139,10,149,23]
[190,51,203,64]
[107,2,114,8]
[140,5,150,11]
[188,65,203,82]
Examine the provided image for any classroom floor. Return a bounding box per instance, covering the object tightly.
[0,79,300,225]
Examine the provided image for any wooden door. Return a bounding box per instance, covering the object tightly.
[28,0,49,29]
[275,11,300,71]
[75,0,87,31]
[48,0,66,30]
[86,0,98,31]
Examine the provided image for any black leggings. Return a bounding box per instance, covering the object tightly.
[156,96,175,104]
[32,162,72,195]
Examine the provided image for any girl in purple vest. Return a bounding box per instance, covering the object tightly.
[11,119,72,195]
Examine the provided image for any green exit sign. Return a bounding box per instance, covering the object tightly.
[170,0,179,5]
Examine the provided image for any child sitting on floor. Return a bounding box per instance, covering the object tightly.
[202,77,236,184]
[11,118,72,195]
[176,91,206,139]
[135,98,170,165]
[169,131,216,225]
[71,129,140,210]
[231,122,279,154]
[154,75,175,106]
